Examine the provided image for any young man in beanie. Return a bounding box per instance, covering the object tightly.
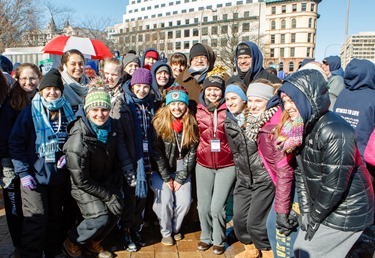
[63,87,122,258]
[9,68,76,257]
[141,48,159,70]
[175,43,216,105]
[227,42,281,88]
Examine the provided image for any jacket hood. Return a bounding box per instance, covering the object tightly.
[279,69,330,134]
[151,61,173,99]
[189,43,216,72]
[344,58,375,90]
[234,42,264,84]
[324,55,345,77]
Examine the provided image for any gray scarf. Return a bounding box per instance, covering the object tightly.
[245,107,278,141]
[61,70,90,106]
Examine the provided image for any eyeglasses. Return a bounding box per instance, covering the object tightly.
[19,77,38,83]
[192,56,208,62]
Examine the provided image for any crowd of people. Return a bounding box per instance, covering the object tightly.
[0,40,374,258]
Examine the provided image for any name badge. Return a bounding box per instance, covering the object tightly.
[45,153,56,163]
[176,158,184,171]
[211,139,221,152]
[143,140,149,152]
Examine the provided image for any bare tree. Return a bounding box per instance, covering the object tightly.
[79,16,116,50]
[37,0,75,29]
[0,0,38,51]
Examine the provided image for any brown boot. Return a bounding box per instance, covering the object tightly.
[234,244,262,258]
[62,238,82,258]
[260,249,274,258]
[83,241,113,258]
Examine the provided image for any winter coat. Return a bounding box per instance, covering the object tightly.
[150,61,174,103]
[9,104,68,185]
[334,58,375,157]
[196,101,234,169]
[63,108,122,219]
[224,111,270,184]
[364,128,375,166]
[284,69,374,231]
[152,129,198,184]
[0,97,20,159]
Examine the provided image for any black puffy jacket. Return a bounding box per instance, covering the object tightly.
[224,111,270,184]
[63,109,122,219]
[285,70,374,231]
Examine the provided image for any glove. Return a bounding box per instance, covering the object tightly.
[105,194,123,216]
[123,165,136,187]
[305,220,320,241]
[288,209,299,228]
[298,212,311,231]
[20,175,37,190]
[276,213,294,236]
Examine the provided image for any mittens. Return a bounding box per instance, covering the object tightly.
[20,175,37,190]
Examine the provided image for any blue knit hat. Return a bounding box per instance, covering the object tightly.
[225,84,248,101]
[165,84,189,106]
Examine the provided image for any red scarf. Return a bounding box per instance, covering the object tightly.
[172,119,183,133]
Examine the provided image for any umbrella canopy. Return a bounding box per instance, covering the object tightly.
[43,36,113,60]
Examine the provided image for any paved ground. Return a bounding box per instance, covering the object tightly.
[0,190,244,258]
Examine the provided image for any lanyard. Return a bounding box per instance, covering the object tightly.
[213,108,218,139]
[139,104,148,138]
[174,130,185,159]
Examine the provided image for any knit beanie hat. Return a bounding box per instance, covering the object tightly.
[225,84,248,101]
[85,61,98,73]
[145,50,159,60]
[189,43,208,60]
[156,65,169,74]
[202,66,226,92]
[247,82,274,100]
[165,84,189,106]
[131,68,152,86]
[123,53,140,68]
[84,87,111,113]
[38,68,64,93]
[237,43,251,57]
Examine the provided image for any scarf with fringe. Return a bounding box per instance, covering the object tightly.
[275,116,304,153]
[245,107,278,141]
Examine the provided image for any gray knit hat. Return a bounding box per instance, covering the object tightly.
[123,53,140,68]
[246,82,274,100]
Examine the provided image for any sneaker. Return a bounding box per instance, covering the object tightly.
[123,232,137,252]
[132,231,146,247]
[197,241,212,251]
[62,238,82,258]
[161,236,175,246]
[212,245,225,255]
[173,232,183,241]
[83,241,113,258]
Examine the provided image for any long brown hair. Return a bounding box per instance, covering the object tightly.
[10,63,42,111]
[152,103,199,147]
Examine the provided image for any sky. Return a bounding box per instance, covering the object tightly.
[60,0,375,62]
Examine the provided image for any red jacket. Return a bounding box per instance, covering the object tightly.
[196,102,234,169]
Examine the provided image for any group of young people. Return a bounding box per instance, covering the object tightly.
[0,41,374,258]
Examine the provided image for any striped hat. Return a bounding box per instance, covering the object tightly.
[84,87,111,113]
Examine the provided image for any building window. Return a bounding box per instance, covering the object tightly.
[302,3,306,11]
[242,36,250,41]
[160,32,165,39]
[279,62,284,69]
[146,25,150,29]
[175,42,181,50]
[281,34,285,43]
[185,19,189,24]
[281,5,286,13]
[184,29,190,37]
[221,38,228,47]
[307,33,312,42]
[291,18,296,28]
[244,11,249,18]
[194,18,198,23]
[155,4,159,8]
[169,21,173,26]
[160,44,165,51]
[167,42,173,50]
[271,35,275,44]
[225,2,232,7]
[168,31,173,39]
[213,15,218,21]
[271,20,276,30]
[281,19,286,29]
[212,26,218,35]
[202,27,208,36]
[223,14,228,20]
[176,30,181,38]
[217,4,223,8]
[236,1,243,5]
[271,6,276,14]
[184,41,190,49]
[311,3,315,11]
[184,0,189,2]
[290,47,295,57]
[289,62,294,72]
[138,35,143,41]
[182,9,187,13]
[141,7,145,11]
[145,34,150,41]
[246,0,252,3]
[161,3,165,7]
[270,48,274,58]
[158,13,162,17]
[189,8,194,12]
[280,48,285,57]
[292,4,297,12]
[233,13,238,19]
[152,33,157,40]
[232,24,239,33]
[161,23,165,28]
[203,17,208,22]
[211,39,218,47]
[166,12,171,15]
[309,18,313,28]
[177,20,181,25]
[307,47,311,57]
[169,2,173,5]
[193,28,198,36]
[242,23,250,32]
[147,6,151,10]
[221,25,228,33]
[291,33,296,43]
[151,14,156,18]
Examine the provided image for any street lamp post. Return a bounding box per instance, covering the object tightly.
[199,7,216,42]
[343,0,350,68]
[324,43,342,58]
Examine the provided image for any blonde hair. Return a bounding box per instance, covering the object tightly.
[273,109,291,138]
[104,58,124,77]
[152,104,199,147]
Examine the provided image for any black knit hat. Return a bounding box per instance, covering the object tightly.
[38,68,64,93]
[237,43,251,57]
[202,66,226,92]
[189,43,208,60]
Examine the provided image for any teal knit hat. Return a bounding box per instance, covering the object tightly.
[84,87,111,113]
[165,84,189,106]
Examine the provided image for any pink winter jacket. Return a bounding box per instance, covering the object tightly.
[364,129,375,166]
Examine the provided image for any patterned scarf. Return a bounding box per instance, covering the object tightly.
[276,115,304,153]
[245,107,278,141]
[61,69,90,106]
[32,94,75,158]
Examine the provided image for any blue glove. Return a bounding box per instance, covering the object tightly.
[20,175,37,190]
[305,220,320,241]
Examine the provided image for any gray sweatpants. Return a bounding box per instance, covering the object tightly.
[196,164,236,246]
[293,223,362,258]
[150,172,192,238]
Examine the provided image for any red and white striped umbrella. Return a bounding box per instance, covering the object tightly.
[43,35,113,60]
